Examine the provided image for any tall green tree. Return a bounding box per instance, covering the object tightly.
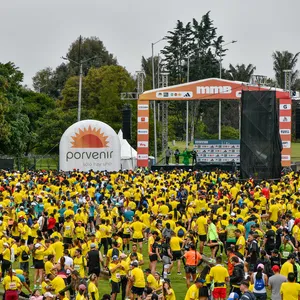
[0,62,30,155]
[272,50,300,88]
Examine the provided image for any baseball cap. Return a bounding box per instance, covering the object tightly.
[131,261,138,267]
[90,243,96,249]
[144,268,151,273]
[228,292,239,300]
[79,284,86,290]
[35,243,41,248]
[272,265,280,272]
[112,255,119,261]
[195,278,205,283]
[236,218,244,223]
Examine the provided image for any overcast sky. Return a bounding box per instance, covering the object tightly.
[1,0,300,87]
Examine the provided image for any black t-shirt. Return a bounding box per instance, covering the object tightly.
[265,230,275,247]
[161,242,171,257]
[87,250,100,269]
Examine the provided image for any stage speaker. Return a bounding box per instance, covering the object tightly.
[296,107,300,139]
[240,91,282,179]
[122,106,132,140]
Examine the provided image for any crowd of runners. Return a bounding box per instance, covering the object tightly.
[0,169,300,299]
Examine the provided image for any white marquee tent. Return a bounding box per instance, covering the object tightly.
[118,130,137,169]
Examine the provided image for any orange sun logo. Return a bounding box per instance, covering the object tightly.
[71,126,109,148]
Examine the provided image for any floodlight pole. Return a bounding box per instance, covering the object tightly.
[151,38,164,162]
[186,55,190,148]
[218,40,237,140]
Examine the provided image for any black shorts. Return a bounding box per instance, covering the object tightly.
[2,260,11,274]
[172,250,182,261]
[34,259,44,270]
[122,234,130,239]
[132,238,143,243]
[131,286,144,296]
[63,237,72,245]
[199,235,207,242]
[89,267,101,277]
[149,254,158,262]
[111,280,120,293]
[209,240,218,248]
[199,286,209,297]
[185,265,197,274]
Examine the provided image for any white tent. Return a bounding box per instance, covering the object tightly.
[118,130,137,169]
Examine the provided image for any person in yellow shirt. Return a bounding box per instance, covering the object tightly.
[63,216,75,245]
[130,216,146,253]
[195,211,207,254]
[52,236,64,263]
[169,232,183,274]
[129,261,145,300]
[33,241,45,289]
[88,273,99,300]
[45,254,55,275]
[3,269,22,299]
[280,272,300,300]
[184,278,205,300]
[235,229,246,256]
[75,222,86,241]
[280,254,295,278]
[73,249,87,278]
[163,280,176,300]
[48,273,66,295]
[109,255,122,300]
[120,219,131,253]
[18,238,30,272]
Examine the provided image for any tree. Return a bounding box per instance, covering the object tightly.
[161,12,225,143]
[225,64,256,82]
[272,50,300,88]
[66,36,118,76]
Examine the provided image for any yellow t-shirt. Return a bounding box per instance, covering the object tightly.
[109,262,121,283]
[280,261,294,278]
[280,282,300,300]
[131,221,146,239]
[196,216,207,235]
[3,275,21,290]
[209,265,229,287]
[52,241,64,262]
[18,245,30,262]
[63,221,74,238]
[146,273,157,290]
[236,235,246,256]
[88,281,99,300]
[45,260,54,275]
[73,256,87,278]
[3,248,10,261]
[170,237,182,251]
[131,267,145,288]
[51,276,66,294]
[184,284,199,300]
[165,288,176,300]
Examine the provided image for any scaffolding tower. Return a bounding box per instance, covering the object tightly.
[160,72,169,152]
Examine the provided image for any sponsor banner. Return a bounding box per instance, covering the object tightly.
[137,129,148,135]
[59,120,121,172]
[138,104,149,110]
[137,154,148,160]
[137,141,148,148]
[282,155,291,161]
[280,104,291,110]
[279,116,291,122]
[282,141,291,148]
[156,91,193,98]
[138,117,149,122]
[280,129,291,135]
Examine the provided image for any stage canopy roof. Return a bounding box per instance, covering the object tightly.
[139,78,290,101]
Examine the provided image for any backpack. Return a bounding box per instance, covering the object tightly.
[241,291,256,300]
[177,228,184,237]
[21,249,29,261]
[254,276,265,291]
